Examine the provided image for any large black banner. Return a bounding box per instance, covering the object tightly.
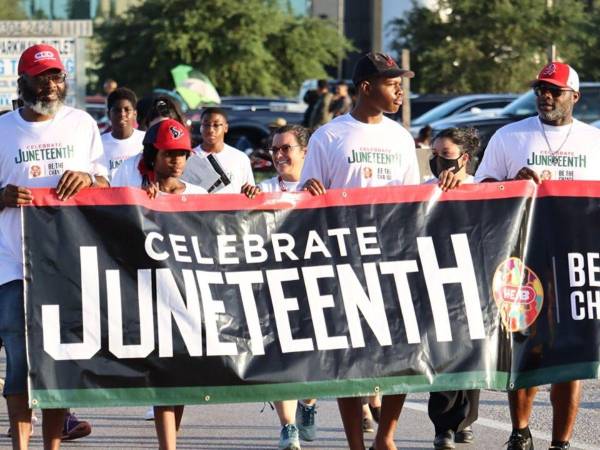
[22,181,600,408]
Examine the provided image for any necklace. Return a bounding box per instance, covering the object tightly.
[538,117,573,156]
[278,176,288,192]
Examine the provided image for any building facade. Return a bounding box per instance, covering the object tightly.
[18,0,141,19]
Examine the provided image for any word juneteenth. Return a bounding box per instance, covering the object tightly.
[40,227,486,361]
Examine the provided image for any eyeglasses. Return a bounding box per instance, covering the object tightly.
[533,84,573,98]
[30,72,67,86]
[201,122,225,129]
[269,144,301,155]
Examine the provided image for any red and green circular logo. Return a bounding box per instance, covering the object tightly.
[492,257,544,332]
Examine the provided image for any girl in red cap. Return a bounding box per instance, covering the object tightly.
[112,118,206,197]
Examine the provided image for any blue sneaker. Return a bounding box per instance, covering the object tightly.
[279,424,301,450]
[295,402,317,441]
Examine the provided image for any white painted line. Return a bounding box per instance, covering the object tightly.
[404,401,597,450]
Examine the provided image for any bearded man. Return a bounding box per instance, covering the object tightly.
[0,44,108,450]
[476,62,600,450]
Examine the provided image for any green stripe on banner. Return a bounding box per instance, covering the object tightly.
[509,362,600,389]
[30,362,600,409]
[29,371,509,409]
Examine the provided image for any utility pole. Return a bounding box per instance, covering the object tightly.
[401,49,411,129]
[337,0,345,79]
[546,0,556,62]
[371,0,382,53]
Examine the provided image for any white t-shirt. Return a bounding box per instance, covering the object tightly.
[193,144,255,193]
[475,116,600,181]
[299,113,420,189]
[0,106,107,285]
[258,176,300,193]
[101,129,145,179]
[111,154,206,194]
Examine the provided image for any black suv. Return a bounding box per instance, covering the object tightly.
[431,82,600,150]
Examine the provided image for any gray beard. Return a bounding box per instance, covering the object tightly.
[538,107,568,123]
[25,99,63,116]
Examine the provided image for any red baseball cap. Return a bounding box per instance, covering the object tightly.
[533,62,579,91]
[143,119,192,152]
[18,44,65,77]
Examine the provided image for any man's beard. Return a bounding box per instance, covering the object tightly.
[537,96,572,123]
[20,81,67,116]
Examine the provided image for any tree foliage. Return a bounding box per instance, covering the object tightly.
[389,0,591,93]
[0,0,28,19]
[95,0,351,97]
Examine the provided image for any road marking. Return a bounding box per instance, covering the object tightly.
[404,401,597,450]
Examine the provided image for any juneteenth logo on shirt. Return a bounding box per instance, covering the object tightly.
[347,147,401,165]
[110,159,126,171]
[526,151,587,168]
[492,257,544,332]
[14,144,75,164]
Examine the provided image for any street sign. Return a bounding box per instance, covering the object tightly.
[0,21,93,110]
[0,37,77,109]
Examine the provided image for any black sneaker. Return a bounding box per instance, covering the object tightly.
[506,430,534,450]
[434,430,455,450]
[455,425,474,443]
[548,443,570,450]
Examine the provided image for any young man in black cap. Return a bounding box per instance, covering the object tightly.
[300,52,419,450]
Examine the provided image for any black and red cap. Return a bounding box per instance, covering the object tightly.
[143,119,192,152]
[352,52,415,85]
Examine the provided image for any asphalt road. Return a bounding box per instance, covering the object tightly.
[1,350,598,450]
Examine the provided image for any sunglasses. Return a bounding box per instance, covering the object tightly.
[269,144,301,155]
[30,72,67,86]
[533,84,573,98]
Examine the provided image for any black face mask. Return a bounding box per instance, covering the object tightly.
[429,155,464,178]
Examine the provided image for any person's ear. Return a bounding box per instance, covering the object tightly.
[359,80,371,96]
[572,91,580,104]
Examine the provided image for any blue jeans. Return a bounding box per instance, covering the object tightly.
[0,280,27,396]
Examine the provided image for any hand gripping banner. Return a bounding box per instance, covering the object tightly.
[21,181,600,408]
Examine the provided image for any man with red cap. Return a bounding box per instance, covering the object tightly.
[476,62,600,450]
[0,44,108,450]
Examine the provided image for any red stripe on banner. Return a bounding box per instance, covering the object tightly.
[536,180,600,198]
[25,181,537,212]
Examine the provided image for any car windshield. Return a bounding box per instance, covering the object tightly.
[501,91,537,117]
[412,97,474,126]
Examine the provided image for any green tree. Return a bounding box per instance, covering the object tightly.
[95,0,351,97]
[389,0,590,94]
[576,2,600,81]
[0,0,28,19]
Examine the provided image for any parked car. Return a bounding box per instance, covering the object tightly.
[409,94,518,136]
[85,95,110,133]
[431,82,600,151]
[188,101,304,155]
